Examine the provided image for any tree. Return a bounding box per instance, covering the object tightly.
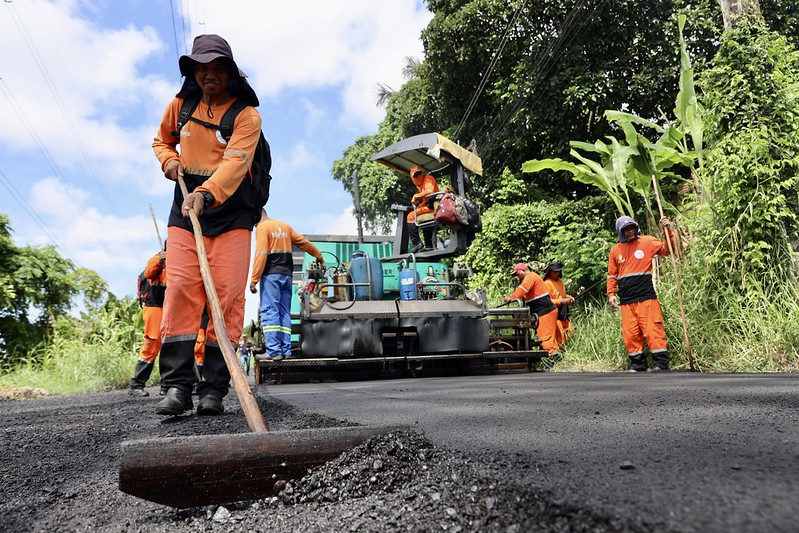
[688,15,799,292]
[720,0,761,27]
[0,215,108,367]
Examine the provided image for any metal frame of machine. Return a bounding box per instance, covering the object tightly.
[255,133,547,383]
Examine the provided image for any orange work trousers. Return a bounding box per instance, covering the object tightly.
[620,298,668,360]
[138,305,163,363]
[160,227,250,344]
[194,327,206,366]
[554,319,573,348]
[160,227,250,395]
[536,308,560,356]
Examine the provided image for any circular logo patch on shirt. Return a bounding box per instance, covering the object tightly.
[634,250,645,259]
[215,130,228,145]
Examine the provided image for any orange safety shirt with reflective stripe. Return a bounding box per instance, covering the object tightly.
[250,219,323,283]
[407,172,439,222]
[607,235,670,305]
[509,271,556,316]
[143,254,167,308]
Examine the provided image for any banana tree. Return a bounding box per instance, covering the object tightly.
[522,13,704,221]
[521,135,638,218]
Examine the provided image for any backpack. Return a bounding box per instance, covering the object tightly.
[173,93,272,218]
[434,193,460,226]
[136,271,151,307]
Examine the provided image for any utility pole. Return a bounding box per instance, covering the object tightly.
[719,0,761,28]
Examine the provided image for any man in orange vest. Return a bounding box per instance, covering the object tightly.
[607,215,673,372]
[407,165,439,253]
[249,210,324,360]
[504,263,560,358]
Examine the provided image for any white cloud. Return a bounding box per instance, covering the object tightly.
[187,1,431,129]
[307,206,360,236]
[1,0,431,309]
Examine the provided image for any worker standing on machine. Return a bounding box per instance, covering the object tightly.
[504,263,560,358]
[249,209,324,361]
[407,165,439,253]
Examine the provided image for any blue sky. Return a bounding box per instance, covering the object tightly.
[0,0,432,323]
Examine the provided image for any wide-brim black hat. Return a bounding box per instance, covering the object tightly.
[176,34,259,107]
[543,261,565,278]
[179,34,246,78]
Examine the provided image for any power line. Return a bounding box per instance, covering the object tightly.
[476,0,606,168]
[169,0,183,65]
[4,1,122,220]
[453,0,525,141]
[0,169,75,259]
[0,78,116,258]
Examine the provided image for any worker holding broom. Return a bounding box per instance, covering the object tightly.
[543,261,575,348]
[151,34,262,416]
[607,215,673,372]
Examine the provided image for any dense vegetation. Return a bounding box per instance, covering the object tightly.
[0,213,141,393]
[333,1,799,372]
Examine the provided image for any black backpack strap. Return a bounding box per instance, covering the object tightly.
[170,93,203,138]
[171,96,248,142]
[218,99,248,142]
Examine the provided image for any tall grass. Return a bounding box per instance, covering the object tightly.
[555,267,799,372]
[0,299,149,395]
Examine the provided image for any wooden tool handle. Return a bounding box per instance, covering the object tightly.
[178,176,268,432]
[651,174,695,371]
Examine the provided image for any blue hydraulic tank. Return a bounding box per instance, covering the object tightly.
[350,250,383,300]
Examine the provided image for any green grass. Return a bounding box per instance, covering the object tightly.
[0,299,150,396]
[554,269,799,373]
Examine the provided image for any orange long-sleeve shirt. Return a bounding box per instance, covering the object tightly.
[250,219,323,283]
[607,235,670,305]
[508,271,557,316]
[142,253,166,307]
[407,172,440,221]
[152,96,261,206]
[544,278,572,307]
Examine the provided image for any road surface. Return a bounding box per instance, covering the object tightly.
[262,372,799,532]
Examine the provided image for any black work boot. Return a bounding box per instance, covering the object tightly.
[196,394,224,416]
[129,360,154,390]
[155,388,193,415]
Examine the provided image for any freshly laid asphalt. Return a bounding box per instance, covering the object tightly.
[262,372,799,532]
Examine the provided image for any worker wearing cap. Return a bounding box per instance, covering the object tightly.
[504,263,560,357]
[543,261,574,347]
[407,165,439,253]
[607,215,673,372]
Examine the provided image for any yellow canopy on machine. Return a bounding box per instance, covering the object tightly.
[371,133,482,177]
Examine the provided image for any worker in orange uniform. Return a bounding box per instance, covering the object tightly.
[129,250,167,397]
[152,35,262,416]
[249,210,324,360]
[504,263,560,358]
[543,261,574,348]
[607,215,673,372]
[407,165,439,253]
